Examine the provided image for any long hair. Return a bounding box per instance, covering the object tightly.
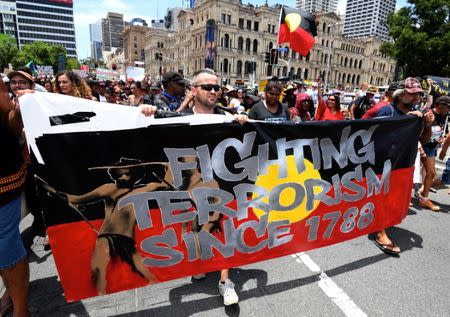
[54,71,92,98]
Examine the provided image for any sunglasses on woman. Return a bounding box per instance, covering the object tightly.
[194,84,221,92]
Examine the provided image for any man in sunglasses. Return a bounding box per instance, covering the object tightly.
[140,69,246,306]
[153,72,189,111]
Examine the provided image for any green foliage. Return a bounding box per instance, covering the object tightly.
[13,41,66,71]
[384,0,450,77]
[65,57,81,70]
[0,34,19,71]
[80,58,106,69]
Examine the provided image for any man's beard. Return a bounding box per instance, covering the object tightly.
[198,94,217,109]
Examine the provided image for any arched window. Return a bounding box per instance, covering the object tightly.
[268,41,273,50]
[224,34,230,49]
[359,60,362,69]
[344,57,348,67]
[223,58,229,74]
[289,67,295,78]
[284,46,289,58]
[352,74,356,84]
[238,37,244,51]
[237,60,242,75]
[356,75,360,85]
[349,58,353,68]
[297,68,302,78]
[304,69,309,79]
[322,22,326,33]
[354,59,358,68]
[282,66,288,76]
[324,54,328,65]
[253,39,258,53]
[306,53,310,61]
[245,38,251,52]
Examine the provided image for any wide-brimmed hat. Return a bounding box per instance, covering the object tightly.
[366,86,377,94]
[7,70,34,85]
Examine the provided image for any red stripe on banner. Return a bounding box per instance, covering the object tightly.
[49,166,414,302]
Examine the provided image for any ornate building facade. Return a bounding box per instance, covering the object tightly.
[144,0,396,88]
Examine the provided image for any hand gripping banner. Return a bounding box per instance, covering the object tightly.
[20,93,421,301]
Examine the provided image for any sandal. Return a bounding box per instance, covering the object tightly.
[372,239,400,256]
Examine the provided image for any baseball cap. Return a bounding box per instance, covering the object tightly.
[435,95,450,106]
[162,72,189,85]
[399,77,424,93]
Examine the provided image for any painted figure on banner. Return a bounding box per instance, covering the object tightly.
[39,157,221,295]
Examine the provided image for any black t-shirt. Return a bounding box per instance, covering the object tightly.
[182,105,228,115]
[248,101,290,122]
[353,96,374,119]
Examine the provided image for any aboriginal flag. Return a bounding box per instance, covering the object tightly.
[278,6,317,57]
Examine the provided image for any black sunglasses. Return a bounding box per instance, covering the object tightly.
[194,84,221,92]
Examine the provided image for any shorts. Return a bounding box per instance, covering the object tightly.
[442,158,450,184]
[0,196,27,270]
[423,145,438,158]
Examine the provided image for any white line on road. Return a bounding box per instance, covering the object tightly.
[291,253,367,317]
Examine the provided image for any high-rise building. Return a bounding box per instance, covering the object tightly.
[0,0,18,41]
[343,0,396,41]
[102,12,125,51]
[15,0,77,57]
[296,0,337,13]
[89,20,103,60]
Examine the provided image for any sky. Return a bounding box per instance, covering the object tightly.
[74,0,408,59]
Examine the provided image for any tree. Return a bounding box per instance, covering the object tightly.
[0,34,19,71]
[14,41,66,71]
[380,0,450,78]
[65,57,80,70]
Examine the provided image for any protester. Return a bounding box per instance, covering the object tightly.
[294,92,313,122]
[54,71,95,100]
[315,90,345,121]
[153,72,189,111]
[418,95,449,211]
[229,88,245,112]
[370,77,434,255]
[438,131,450,194]
[128,81,149,106]
[140,69,246,306]
[248,81,291,121]
[350,85,377,119]
[362,82,398,119]
[0,75,30,317]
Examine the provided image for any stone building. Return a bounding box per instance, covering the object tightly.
[144,0,396,88]
[123,25,149,68]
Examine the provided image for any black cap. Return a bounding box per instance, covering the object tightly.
[387,81,399,92]
[435,95,450,105]
[162,72,189,85]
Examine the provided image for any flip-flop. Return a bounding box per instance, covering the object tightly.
[0,301,13,317]
[372,239,400,256]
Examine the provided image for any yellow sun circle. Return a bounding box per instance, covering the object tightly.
[252,155,322,224]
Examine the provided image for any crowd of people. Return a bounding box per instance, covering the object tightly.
[1,66,449,315]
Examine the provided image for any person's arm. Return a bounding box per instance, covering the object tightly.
[439,132,450,160]
[349,102,356,120]
[177,90,194,112]
[418,110,434,145]
[314,98,326,121]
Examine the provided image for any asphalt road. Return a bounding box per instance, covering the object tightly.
[3,162,449,317]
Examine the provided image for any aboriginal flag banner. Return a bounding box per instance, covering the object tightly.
[278,6,318,57]
[21,93,420,302]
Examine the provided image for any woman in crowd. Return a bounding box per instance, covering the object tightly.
[229,89,245,112]
[54,71,95,100]
[315,91,345,121]
[128,81,147,106]
[293,92,312,122]
[248,81,291,122]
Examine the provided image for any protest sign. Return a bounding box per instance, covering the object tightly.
[36,65,54,76]
[95,68,119,80]
[126,66,145,81]
[20,93,420,302]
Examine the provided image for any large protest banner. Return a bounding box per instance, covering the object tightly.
[20,93,421,302]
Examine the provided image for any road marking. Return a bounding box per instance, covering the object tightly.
[291,253,367,317]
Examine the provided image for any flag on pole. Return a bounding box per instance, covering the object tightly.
[277,6,317,57]
[25,61,38,75]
